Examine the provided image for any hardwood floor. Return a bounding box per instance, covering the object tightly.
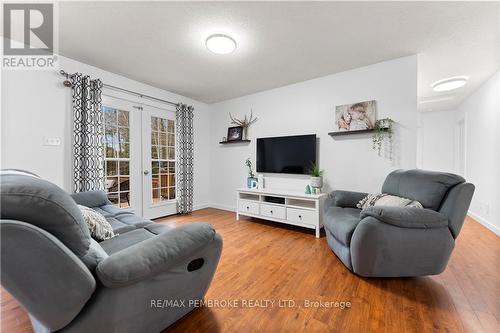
[1,208,499,332]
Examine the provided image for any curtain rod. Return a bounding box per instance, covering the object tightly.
[59,70,179,107]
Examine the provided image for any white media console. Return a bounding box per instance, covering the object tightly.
[236,188,328,238]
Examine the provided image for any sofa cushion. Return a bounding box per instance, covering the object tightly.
[324,206,361,246]
[144,223,175,235]
[116,214,152,228]
[382,169,464,211]
[106,217,136,234]
[90,205,134,219]
[72,191,152,233]
[99,228,155,255]
[0,172,91,257]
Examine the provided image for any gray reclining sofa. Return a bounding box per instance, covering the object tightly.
[324,169,474,277]
[0,171,223,332]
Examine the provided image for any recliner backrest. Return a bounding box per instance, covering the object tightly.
[71,189,112,208]
[382,169,465,211]
[0,171,91,257]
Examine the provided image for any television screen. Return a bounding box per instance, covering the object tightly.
[257,134,317,174]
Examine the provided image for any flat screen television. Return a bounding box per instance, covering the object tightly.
[257,134,316,174]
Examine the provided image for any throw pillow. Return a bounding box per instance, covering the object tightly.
[357,193,423,209]
[78,205,116,241]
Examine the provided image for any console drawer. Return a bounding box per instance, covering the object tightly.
[260,203,286,220]
[238,200,260,215]
[286,208,315,226]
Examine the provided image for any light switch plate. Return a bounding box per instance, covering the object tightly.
[43,137,62,146]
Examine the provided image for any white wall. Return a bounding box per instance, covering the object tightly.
[418,110,456,172]
[457,72,499,234]
[1,55,211,210]
[208,56,418,211]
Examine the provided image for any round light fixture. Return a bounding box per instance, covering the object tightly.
[206,34,236,54]
[431,76,468,92]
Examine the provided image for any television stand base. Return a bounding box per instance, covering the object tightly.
[236,188,327,238]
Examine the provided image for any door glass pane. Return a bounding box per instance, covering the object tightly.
[103,107,131,208]
[161,188,169,201]
[152,188,160,204]
[118,110,129,126]
[169,187,176,200]
[167,120,174,132]
[119,143,130,158]
[160,133,167,145]
[150,116,175,204]
[119,161,129,175]
[168,133,175,146]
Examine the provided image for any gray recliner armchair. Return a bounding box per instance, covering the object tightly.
[0,171,223,332]
[324,169,474,277]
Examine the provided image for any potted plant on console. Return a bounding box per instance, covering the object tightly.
[245,158,257,189]
[308,162,324,194]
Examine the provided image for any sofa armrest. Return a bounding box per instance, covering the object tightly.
[96,222,219,288]
[360,206,448,229]
[329,190,368,208]
[71,190,111,208]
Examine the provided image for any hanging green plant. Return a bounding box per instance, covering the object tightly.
[372,118,394,159]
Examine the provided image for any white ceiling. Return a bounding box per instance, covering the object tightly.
[59,2,499,110]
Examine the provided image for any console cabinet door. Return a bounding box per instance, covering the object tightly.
[260,204,286,220]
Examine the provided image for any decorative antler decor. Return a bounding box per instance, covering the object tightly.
[229,110,258,140]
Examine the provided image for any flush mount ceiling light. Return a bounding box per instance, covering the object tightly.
[431,76,469,92]
[206,34,237,54]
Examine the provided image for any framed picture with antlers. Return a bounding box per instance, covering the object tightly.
[227,126,243,141]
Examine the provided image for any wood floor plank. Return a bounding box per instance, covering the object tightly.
[1,211,498,333]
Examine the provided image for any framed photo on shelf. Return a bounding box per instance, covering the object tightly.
[227,126,243,141]
[334,100,376,133]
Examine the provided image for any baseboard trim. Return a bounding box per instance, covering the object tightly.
[468,211,500,236]
[207,203,236,212]
[193,203,211,211]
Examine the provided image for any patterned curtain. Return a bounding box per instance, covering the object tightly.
[176,103,194,213]
[71,73,104,193]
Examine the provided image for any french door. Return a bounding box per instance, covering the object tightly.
[102,96,177,219]
[141,105,177,219]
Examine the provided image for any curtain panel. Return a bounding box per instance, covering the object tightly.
[176,103,194,213]
[71,73,104,193]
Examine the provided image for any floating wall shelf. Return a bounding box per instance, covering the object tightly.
[219,140,251,144]
[328,128,389,137]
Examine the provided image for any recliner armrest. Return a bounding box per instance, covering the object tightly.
[329,190,368,208]
[96,222,219,288]
[360,206,448,229]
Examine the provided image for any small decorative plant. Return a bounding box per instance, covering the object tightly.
[245,158,255,178]
[308,162,324,189]
[245,158,256,188]
[372,118,394,159]
[230,110,258,140]
[308,162,324,178]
